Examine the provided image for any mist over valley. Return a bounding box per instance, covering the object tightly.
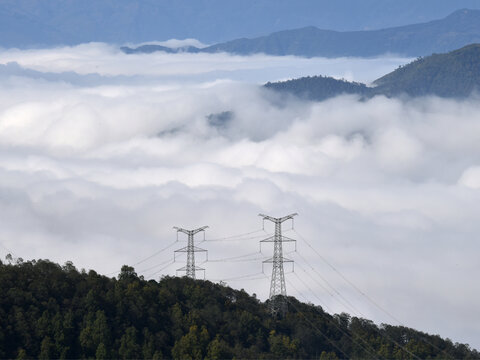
[1,2,480,357]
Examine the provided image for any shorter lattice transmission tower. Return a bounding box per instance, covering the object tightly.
[174,226,208,279]
[259,213,297,316]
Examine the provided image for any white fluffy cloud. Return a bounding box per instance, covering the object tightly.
[0,44,479,349]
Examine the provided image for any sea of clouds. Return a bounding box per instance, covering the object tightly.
[0,43,479,349]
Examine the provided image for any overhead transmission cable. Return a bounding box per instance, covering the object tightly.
[288,274,381,359]
[210,271,267,282]
[284,295,351,360]
[293,260,334,296]
[206,251,262,263]
[286,277,380,359]
[136,257,173,274]
[133,240,178,266]
[294,229,405,322]
[292,262,422,360]
[141,252,188,278]
[293,229,436,359]
[204,229,266,242]
[293,251,362,315]
[104,239,178,276]
[144,260,176,278]
[290,272,331,312]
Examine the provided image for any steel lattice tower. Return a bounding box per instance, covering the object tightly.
[174,226,208,279]
[259,213,297,316]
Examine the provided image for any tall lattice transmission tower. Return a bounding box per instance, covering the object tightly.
[174,226,208,279]
[259,213,297,316]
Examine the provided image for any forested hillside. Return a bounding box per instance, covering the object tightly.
[265,44,480,101]
[373,43,480,97]
[265,76,370,102]
[0,259,478,359]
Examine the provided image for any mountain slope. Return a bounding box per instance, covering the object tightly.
[373,43,480,97]
[0,259,478,359]
[265,44,480,100]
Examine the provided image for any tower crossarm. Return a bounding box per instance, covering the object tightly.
[260,234,297,252]
[261,235,296,243]
[258,213,298,223]
[177,265,205,271]
[262,257,293,263]
[173,226,209,235]
[174,246,207,252]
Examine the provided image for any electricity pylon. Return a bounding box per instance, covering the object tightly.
[259,213,297,316]
[174,226,208,279]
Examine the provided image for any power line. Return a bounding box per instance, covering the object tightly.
[288,277,381,359]
[136,257,173,274]
[204,229,266,242]
[293,251,361,316]
[133,240,178,266]
[288,274,380,359]
[205,233,268,242]
[104,240,178,276]
[285,296,351,360]
[211,272,267,282]
[293,259,334,296]
[144,260,175,279]
[292,255,407,354]
[290,272,331,312]
[294,229,403,322]
[102,229,264,277]
[206,251,262,262]
[293,229,424,360]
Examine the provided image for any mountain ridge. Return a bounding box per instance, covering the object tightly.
[265,43,480,100]
[123,9,480,58]
[373,43,480,97]
[2,1,480,47]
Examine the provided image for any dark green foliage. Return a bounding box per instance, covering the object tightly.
[266,44,480,101]
[0,259,478,359]
[265,76,370,102]
[373,43,480,97]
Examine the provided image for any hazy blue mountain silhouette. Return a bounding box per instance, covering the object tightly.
[124,9,480,58]
[1,0,480,47]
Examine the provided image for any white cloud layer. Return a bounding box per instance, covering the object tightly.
[0,43,410,83]
[0,43,479,349]
[130,38,209,49]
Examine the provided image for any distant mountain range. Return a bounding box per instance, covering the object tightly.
[1,1,480,47]
[265,44,480,100]
[123,9,480,58]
